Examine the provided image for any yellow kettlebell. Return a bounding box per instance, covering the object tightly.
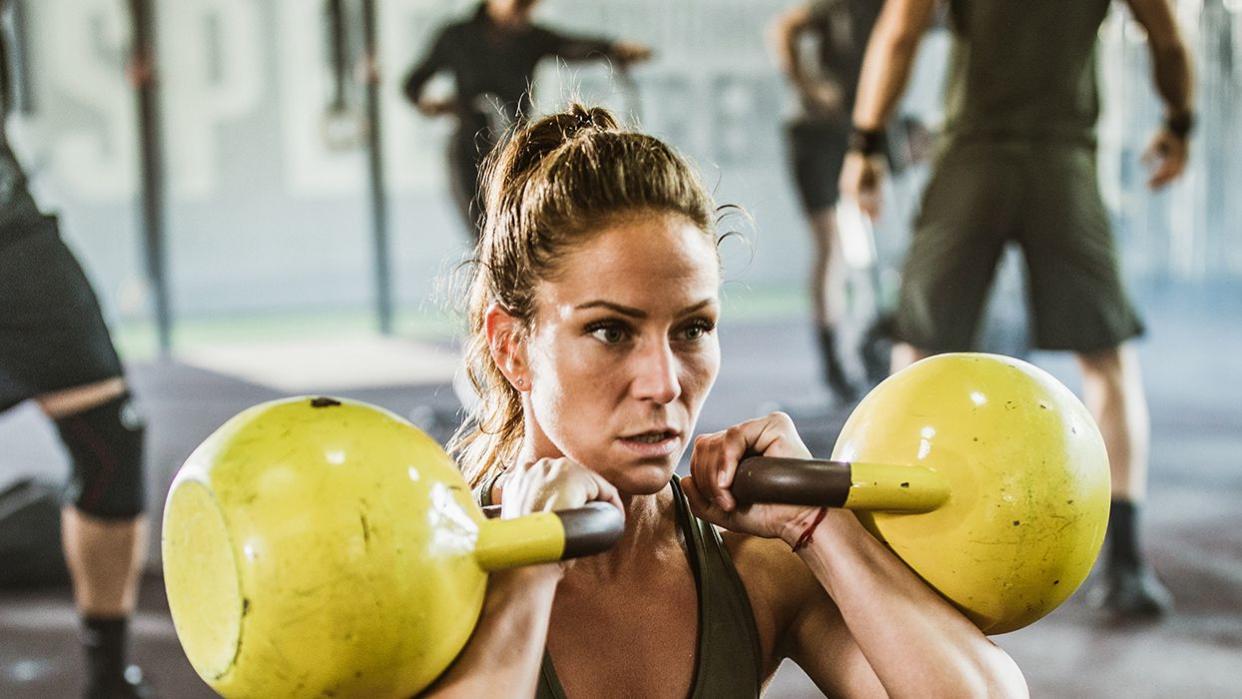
[162,397,621,698]
[733,353,1111,633]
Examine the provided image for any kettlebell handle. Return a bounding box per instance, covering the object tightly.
[475,502,624,570]
[556,503,626,558]
[733,456,950,513]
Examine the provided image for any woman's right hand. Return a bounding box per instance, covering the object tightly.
[499,457,625,570]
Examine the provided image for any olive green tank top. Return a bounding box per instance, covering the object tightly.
[942,0,1112,146]
[476,477,763,698]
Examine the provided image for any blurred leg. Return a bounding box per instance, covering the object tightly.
[808,207,856,402]
[1076,345,1171,617]
[1077,345,1149,500]
[60,505,147,608]
[39,379,152,697]
[808,207,846,329]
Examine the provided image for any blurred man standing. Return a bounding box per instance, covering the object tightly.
[841,0,1194,616]
[769,0,885,405]
[403,0,651,239]
[0,1,154,695]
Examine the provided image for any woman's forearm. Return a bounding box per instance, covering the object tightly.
[791,513,1028,698]
[422,566,561,698]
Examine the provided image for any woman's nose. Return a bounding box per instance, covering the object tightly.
[630,339,681,404]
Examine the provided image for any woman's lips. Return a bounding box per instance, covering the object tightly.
[617,430,681,458]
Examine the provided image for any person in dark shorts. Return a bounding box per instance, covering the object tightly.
[402,0,652,240]
[769,0,883,404]
[840,0,1194,617]
[765,0,884,404]
[0,2,152,696]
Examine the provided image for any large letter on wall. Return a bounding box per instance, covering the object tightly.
[162,0,262,199]
[45,0,136,201]
[277,0,363,197]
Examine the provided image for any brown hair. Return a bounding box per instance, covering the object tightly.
[448,103,719,488]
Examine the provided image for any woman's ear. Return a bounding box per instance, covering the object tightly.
[484,302,530,392]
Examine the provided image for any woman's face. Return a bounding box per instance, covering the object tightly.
[522,213,721,495]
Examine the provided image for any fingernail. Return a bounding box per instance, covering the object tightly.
[717,472,729,488]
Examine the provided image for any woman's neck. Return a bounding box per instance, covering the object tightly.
[568,485,680,581]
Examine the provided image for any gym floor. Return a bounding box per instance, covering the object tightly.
[1,284,1239,698]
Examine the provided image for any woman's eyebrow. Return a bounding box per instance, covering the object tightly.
[676,299,716,316]
[575,300,646,318]
[574,299,717,318]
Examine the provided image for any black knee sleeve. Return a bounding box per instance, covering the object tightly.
[54,392,147,519]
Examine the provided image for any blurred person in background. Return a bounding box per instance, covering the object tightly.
[769,0,883,406]
[402,0,652,241]
[840,0,1194,617]
[0,0,154,696]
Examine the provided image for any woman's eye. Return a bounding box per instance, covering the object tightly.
[678,320,715,341]
[587,322,629,344]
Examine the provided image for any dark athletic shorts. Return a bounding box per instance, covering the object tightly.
[0,214,124,413]
[894,140,1144,353]
[786,119,849,214]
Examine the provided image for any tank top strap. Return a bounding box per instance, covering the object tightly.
[474,469,504,508]
[670,478,764,698]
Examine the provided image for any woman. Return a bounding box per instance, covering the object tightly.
[428,104,1026,698]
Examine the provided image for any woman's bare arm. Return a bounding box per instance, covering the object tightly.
[767,5,813,85]
[425,457,623,697]
[784,511,1028,698]
[422,567,561,698]
[685,413,1027,698]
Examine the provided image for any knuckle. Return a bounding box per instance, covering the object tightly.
[769,410,794,426]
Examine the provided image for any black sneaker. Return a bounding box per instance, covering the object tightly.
[86,665,154,699]
[1084,561,1174,619]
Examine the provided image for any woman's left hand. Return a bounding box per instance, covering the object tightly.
[683,412,824,542]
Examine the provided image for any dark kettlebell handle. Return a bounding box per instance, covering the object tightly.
[732,457,853,506]
[481,502,625,561]
[732,456,949,513]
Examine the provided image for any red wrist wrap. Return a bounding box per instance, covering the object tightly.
[791,507,829,553]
